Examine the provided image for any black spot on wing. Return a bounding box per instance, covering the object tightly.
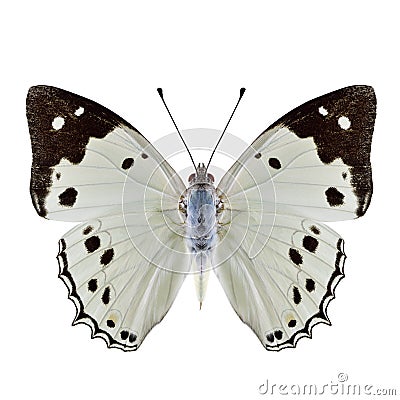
[254,152,262,159]
[84,236,100,253]
[274,330,283,340]
[265,86,375,217]
[266,333,274,343]
[83,225,94,235]
[129,333,137,343]
[305,278,316,292]
[100,248,114,266]
[268,157,281,169]
[121,157,134,170]
[120,330,129,340]
[288,319,297,328]
[58,187,78,207]
[101,287,111,305]
[292,286,302,304]
[87,278,98,293]
[303,235,319,253]
[310,225,320,235]
[106,319,115,328]
[289,248,303,265]
[27,85,142,218]
[325,187,345,207]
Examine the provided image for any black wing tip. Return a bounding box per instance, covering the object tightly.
[28,84,65,92]
[27,84,144,223]
[26,84,140,133]
[265,84,377,135]
[330,84,375,95]
[304,84,377,110]
[27,85,81,106]
[341,84,376,105]
[343,84,374,91]
[27,85,61,102]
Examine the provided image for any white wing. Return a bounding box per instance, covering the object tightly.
[58,212,189,351]
[215,86,375,350]
[27,86,189,350]
[214,212,345,350]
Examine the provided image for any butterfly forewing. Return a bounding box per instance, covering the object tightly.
[219,85,376,221]
[27,85,185,221]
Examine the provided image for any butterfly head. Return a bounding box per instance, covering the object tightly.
[188,163,215,186]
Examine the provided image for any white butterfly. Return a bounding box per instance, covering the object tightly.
[27,85,376,351]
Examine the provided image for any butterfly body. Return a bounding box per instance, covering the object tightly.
[27,85,376,351]
[185,165,218,252]
[184,163,219,304]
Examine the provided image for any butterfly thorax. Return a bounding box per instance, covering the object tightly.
[183,163,218,252]
[185,183,218,253]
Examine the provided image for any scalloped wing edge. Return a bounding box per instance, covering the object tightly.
[262,237,346,351]
[57,238,138,352]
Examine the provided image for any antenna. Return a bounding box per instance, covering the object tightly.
[157,88,197,172]
[206,88,246,172]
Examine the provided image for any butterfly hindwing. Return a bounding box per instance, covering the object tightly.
[215,212,345,350]
[216,85,375,350]
[58,213,190,351]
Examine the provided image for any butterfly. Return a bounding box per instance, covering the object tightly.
[27,85,376,351]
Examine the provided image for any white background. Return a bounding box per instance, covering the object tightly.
[1,1,399,399]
